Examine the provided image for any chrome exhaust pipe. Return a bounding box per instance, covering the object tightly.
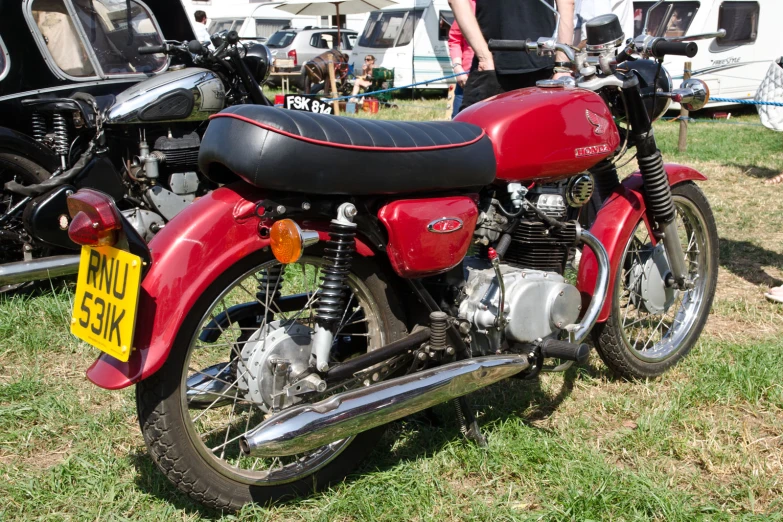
[239,355,529,457]
[0,255,80,286]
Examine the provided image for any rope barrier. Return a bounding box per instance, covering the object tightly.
[291,65,782,107]
[322,71,468,103]
[710,97,783,107]
[661,116,765,127]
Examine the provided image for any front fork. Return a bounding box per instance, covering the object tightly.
[622,75,690,288]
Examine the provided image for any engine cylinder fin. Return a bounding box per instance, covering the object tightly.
[159,148,200,166]
[504,221,578,273]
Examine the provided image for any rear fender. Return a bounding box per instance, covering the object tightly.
[86,183,375,390]
[0,126,60,172]
[577,164,707,323]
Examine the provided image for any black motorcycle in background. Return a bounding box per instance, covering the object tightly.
[0,31,273,291]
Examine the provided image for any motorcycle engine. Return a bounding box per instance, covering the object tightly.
[458,261,582,349]
[129,131,204,238]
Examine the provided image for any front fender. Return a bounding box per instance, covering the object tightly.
[86,183,376,390]
[577,164,707,323]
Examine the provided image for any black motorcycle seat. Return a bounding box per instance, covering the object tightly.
[198,105,496,195]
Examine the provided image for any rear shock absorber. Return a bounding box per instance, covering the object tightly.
[312,203,357,371]
[257,264,283,317]
[52,113,69,170]
[31,113,47,143]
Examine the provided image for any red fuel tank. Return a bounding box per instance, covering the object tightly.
[455,86,621,182]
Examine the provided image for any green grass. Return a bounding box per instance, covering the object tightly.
[2,102,783,520]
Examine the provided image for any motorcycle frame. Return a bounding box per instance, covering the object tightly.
[86,162,708,390]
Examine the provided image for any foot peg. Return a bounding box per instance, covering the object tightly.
[540,339,591,365]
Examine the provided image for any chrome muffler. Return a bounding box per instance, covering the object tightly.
[0,255,80,286]
[239,355,529,457]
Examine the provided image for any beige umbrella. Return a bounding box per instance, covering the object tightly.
[275,0,398,47]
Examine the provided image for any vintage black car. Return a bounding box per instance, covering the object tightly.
[0,0,273,289]
[0,0,195,127]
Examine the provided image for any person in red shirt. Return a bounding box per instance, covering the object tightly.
[448,0,475,118]
[449,0,574,111]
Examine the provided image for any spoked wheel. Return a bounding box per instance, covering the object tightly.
[0,152,50,292]
[136,250,406,511]
[593,182,718,379]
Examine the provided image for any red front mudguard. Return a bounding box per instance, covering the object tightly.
[577,163,707,323]
[86,183,375,390]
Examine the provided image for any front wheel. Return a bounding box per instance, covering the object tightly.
[593,182,719,379]
[136,250,407,511]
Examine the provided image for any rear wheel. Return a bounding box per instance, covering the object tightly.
[593,182,718,379]
[136,250,406,511]
[0,151,51,292]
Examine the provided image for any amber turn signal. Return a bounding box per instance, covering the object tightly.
[269,219,319,264]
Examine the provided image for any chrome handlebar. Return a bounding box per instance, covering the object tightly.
[667,29,727,42]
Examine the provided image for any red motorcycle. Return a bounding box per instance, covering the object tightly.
[66,13,719,511]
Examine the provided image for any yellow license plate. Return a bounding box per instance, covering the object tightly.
[70,245,142,362]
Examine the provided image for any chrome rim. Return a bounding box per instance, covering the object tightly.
[180,255,385,486]
[615,195,711,363]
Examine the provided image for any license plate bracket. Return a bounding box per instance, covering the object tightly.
[70,245,142,362]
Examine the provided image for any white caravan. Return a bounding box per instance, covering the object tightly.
[349,0,454,90]
[349,0,778,101]
[189,2,366,41]
[633,0,780,105]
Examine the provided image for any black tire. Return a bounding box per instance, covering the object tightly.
[136,249,407,512]
[592,182,719,379]
[0,151,51,290]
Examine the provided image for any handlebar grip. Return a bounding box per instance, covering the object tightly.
[487,39,530,52]
[651,39,698,58]
[138,44,167,55]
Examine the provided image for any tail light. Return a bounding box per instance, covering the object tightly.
[287,49,297,66]
[269,219,318,264]
[66,189,122,246]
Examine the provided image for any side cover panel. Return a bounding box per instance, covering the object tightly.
[86,183,375,390]
[576,164,708,323]
[378,196,479,278]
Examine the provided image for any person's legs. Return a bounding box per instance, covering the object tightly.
[452,83,464,119]
[460,67,554,111]
[764,173,783,185]
[350,79,371,102]
[765,285,783,303]
[496,68,554,91]
[460,70,503,111]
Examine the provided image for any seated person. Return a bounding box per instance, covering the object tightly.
[350,55,375,102]
[34,8,94,77]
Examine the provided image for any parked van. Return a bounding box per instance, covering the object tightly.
[205,4,296,41]
[633,0,779,105]
[203,2,367,42]
[349,0,453,90]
